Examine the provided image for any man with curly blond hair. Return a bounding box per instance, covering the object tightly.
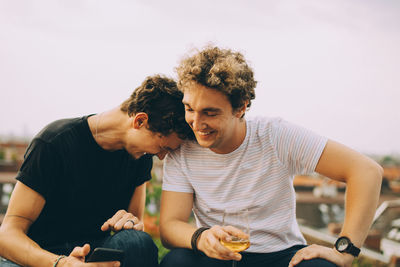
[0,75,193,267]
[159,46,383,267]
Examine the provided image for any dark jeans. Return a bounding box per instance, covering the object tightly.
[0,229,158,267]
[160,245,338,267]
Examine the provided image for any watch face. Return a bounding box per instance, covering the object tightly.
[337,237,349,251]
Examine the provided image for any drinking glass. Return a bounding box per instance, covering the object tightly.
[220,209,250,267]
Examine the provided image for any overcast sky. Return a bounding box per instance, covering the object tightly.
[0,0,399,155]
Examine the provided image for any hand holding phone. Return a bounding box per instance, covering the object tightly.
[86,247,124,263]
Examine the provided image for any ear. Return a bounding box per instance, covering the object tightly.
[132,112,149,129]
[235,101,249,118]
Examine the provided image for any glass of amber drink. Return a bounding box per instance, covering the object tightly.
[220,209,250,267]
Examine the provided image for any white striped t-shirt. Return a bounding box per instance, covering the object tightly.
[162,117,328,253]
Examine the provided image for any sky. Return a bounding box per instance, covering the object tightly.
[0,0,399,155]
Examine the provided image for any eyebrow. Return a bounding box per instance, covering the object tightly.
[183,102,222,113]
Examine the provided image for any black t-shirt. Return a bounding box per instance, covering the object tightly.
[16,116,152,249]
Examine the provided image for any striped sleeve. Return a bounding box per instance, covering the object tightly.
[162,147,194,193]
[269,118,328,175]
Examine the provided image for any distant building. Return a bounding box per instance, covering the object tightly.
[382,166,400,194]
[0,141,28,172]
[383,166,400,180]
[0,141,28,224]
[294,173,346,193]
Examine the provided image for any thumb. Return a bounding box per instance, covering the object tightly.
[70,244,91,259]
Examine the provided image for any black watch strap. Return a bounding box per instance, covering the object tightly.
[335,236,360,257]
[347,244,361,257]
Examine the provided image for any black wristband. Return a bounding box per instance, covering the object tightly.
[191,227,210,254]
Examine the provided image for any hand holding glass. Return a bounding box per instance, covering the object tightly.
[220,209,250,266]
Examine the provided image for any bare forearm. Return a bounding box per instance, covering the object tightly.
[340,163,383,247]
[0,183,58,266]
[160,220,197,249]
[0,229,57,267]
[315,141,384,247]
[160,191,196,249]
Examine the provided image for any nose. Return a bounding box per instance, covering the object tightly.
[191,112,206,131]
[156,150,167,160]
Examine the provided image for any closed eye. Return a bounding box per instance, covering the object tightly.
[204,111,218,116]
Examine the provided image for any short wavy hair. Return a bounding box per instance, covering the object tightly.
[176,46,256,113]
[121,75,194,140]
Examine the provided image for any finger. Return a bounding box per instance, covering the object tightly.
[202,229,241,261]
[69,244,91,260]
[114,213,136,231]
[290,247,321,266]
[208,245,241,261]
[216,243,241,261]
[123,219,136,230]
[209,225,231,241]
[107,210,127,229]
[82,244,91,256]
[133,221,144,231]
[101,210,126,232]
[121,216,140,230]
[288,250,305,267]
[217,249,241,261]
[223,225,249,240]
[101,221,111,231]
[289,245,334,267]
[208,226,241,258]
[68,244,87,257]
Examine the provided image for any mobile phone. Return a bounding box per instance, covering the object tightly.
[86,247,124,263]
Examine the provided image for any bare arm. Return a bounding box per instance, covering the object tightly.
[127,182,146,221]
[315,140,383,246]
[159,190,195,249]
[0,182,120,267]
[160,190,240,261]
[289,140,383,267]
[0,181,59,266]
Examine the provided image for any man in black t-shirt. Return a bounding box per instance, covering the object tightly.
[0,75,193,267]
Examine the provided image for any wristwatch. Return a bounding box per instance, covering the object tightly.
[334,236,360,257]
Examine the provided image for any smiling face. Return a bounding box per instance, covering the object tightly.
[124,113,183,160]
[182,82,247,154]
[127,130,183,160]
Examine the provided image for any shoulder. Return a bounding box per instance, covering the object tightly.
[23,116,89,160]
[246,116,285,137]
[165,140,204,162]
[34,116,88,144]
[247,116,310,135]
[247,116,283,128]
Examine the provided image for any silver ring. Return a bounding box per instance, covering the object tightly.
[127,219,135,226]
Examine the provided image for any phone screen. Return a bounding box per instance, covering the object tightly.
[86,247,124,263]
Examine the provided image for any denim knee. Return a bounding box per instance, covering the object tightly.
[161,248,196,267]
[161,248,228,267]
[0,258,22,267]
[103,229,158,267]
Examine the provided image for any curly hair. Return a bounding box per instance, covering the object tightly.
[120,75,194,140]
[176,46,257,113]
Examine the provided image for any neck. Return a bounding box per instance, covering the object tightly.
[88,107,130,151]
[211,118,247,154]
